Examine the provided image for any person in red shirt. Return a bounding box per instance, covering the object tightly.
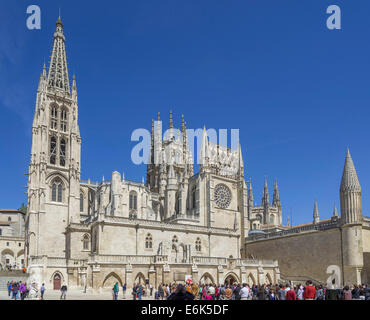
[215,286,219,300]
[286,286,297,300]
[304,281,317,300]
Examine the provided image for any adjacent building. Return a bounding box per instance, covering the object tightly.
[0,209,25,270]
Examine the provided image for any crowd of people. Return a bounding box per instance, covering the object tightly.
[5,281,66,300]
[117,280,370,300]
[1,264,27,272]
[5,279,370,300]
[6,281,43,300]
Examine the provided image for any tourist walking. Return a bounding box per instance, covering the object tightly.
[60,283,67,300]
[304,281,316,300]
[257,285,266,300]
[286,286,296,300]
[352,285,360,300]
[267,288,276,300]
[240,284,250,300]
[316,285,324,300]
[138,284,143,300]
[204,290,213,300]
[209,284,215,300]
[157,283,164,300]
[113,282,119,300]
[13,283,19,300]
[40,283,45,300]
[342,286,352,300]
[132,283,138,300]
[19,282,26,300]
[297,285,304,300]
[215,285,220,300]
[225,285,233,300]
[277,285,286,300]
[7,282,12,297]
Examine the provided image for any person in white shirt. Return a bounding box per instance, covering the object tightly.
[240,284,250,300]
[208,284,215,299]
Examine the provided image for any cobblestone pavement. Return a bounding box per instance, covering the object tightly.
[0,290,156,301]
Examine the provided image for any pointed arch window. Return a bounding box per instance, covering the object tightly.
[192,186,196,209]
[269,215,275,225]
[50,137,57,165]
[129,191,137,210]
[50,106,58,130]
[88,190,94,216]
[80,193,84,212]
[51,178,63,203]
[175,192,180,215]
[83,234,90,251]
[195,238,201,252]
[61,109,68,132]
[145,234,153,249]
[60,138,66,167]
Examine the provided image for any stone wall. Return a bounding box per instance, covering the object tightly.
[245,228,342,284]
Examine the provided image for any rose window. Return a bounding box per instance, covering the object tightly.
[214,184,231,209]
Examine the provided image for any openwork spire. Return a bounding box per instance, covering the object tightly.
[48,16,70,94]
[340,149,361,193]
[169,110,174,129]
[273,180,281,207]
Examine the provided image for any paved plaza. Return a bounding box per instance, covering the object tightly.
[0,289,154,301]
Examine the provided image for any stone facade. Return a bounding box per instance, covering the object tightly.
[25,18,280,291]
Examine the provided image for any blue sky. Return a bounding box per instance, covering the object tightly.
[1,0,370,225]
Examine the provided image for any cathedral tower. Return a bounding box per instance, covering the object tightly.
[25,17,81,261]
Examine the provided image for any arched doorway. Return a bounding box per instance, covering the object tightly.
[1,249,15,268]
[134,272,146,285]
[224,272,240,286]
[199,272,215,285]
[102,272,123,289]
[265,273,273,285]
[247,273,256,286]
[53,273,61,290]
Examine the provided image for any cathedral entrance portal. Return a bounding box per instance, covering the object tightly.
[134,272,146,285]
[224,273,239,286]
[199,273,215,285]
[53,274,61,290]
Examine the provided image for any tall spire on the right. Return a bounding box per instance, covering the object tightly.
[340,149,361,193]
[340,149,362,224]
